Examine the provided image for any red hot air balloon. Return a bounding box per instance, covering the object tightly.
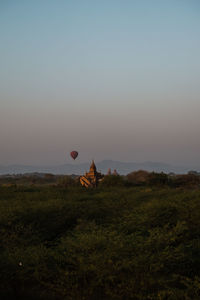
[70,151,78,160]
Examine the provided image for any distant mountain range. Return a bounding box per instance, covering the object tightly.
[0,160,195,175]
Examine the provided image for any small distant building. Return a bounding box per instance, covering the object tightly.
[113,169,119,176]
[107,168,119,176]
[107,168,112,175]
[80,160,104,188]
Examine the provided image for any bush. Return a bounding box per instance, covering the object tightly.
[127,170,150,186]
[172,174,200,188]
[57,175,78,187]
[99,175,126,187]
[148,172,169,186]
[127,171,169,187]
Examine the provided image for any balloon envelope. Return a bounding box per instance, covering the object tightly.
[70,151,78,160]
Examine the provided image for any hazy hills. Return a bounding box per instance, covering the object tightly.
[0,160,193,175]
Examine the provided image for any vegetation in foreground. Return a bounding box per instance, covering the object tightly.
[1,175,200,299]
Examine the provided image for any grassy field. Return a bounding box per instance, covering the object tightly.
[1,185,200,299]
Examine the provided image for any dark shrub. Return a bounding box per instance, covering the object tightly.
[57,175,78,187]
[148,172,168,186]
[100,175,126,187]
[173,174,200,188]
[127,170,150,186]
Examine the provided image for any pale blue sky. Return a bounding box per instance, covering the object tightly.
[0,0,200,166]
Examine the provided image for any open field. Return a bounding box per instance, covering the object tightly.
[1,185,200,299]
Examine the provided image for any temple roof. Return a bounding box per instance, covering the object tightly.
[90,160,97,172]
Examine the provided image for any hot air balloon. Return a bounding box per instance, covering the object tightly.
[70,151,78,160]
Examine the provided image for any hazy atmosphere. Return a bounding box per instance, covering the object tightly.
[1,0,200,168]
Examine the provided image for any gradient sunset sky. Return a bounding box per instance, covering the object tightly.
[1,0,200,167]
